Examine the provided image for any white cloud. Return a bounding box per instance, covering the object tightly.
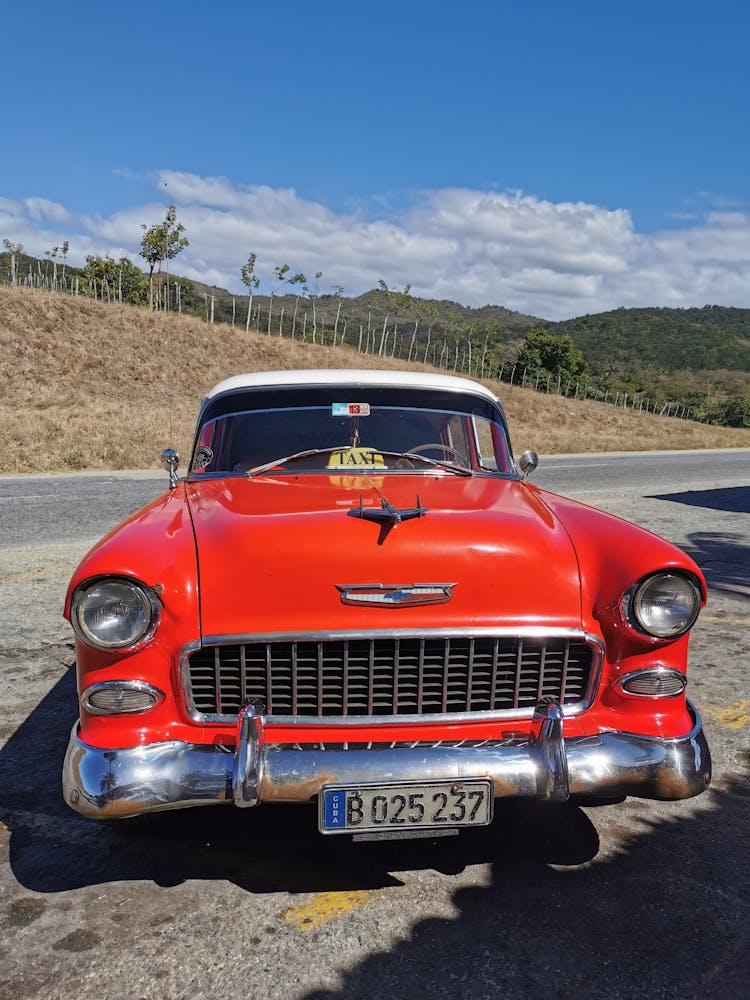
[3,171,750,320]
[21,197,73,225]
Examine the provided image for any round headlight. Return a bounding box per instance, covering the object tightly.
[627,572,701,639]
[72,578,159,650]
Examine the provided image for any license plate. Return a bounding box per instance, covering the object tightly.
[319,779,493,835]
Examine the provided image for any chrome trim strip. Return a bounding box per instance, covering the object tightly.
[266,643,274,714]
[179,630,604,726]
[240,644,248,710]
[466,637,475,712]
[291,642,298,716]
[199,626,594,644]
[213,646,221,715]
[317,640,324,717]
[367,640,375,715]
[62,701,711,819]
[253,705,580,728]
[81,680,165,716]
[179,639,202,718]
[513,637,523,708]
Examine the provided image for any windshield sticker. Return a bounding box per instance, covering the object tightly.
[193,445,214,471]
[327,448,385,469]
[332,402,370,417]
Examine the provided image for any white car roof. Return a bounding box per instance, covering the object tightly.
[203,369,501,405]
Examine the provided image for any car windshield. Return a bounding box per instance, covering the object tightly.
[189,386,513,477]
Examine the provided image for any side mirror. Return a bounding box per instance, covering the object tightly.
[161,448,180,489]
[517,449,538,481]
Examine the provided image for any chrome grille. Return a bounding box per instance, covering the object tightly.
[185,634,596,721]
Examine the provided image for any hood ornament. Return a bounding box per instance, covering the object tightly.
[348,494,428,545]
[337,583,456,608]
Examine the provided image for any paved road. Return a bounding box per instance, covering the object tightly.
[0,470,164,549]
[0,453,748,1000]
[2,448,748,548]
[535,447,750,497]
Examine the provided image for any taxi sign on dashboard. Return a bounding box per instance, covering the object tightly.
[327,448,385,469]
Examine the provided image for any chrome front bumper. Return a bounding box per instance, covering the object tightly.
[62,700,711,820]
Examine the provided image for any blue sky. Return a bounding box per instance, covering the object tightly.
[1,0,748,319]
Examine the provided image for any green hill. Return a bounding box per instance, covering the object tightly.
[549,306,750,374]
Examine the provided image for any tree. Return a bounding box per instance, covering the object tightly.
[288,272,306,338]
[139,205,189,309]
[376,279,391,355]
[304,271,323,342]
[2,239,23,286]
[268,263,290,335]
[422,303,440,364]
[376,281,417,359]
[718,393,750,428]
[331,284,345,345]
[60,240,70,283]
[241,253,260,331]
[404,289,424,363]
[516,328,588,382]
[44,246,58,281]
[83,255,148,305]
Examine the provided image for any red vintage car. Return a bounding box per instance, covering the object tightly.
[63,370,711,839]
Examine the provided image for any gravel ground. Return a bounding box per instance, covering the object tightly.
[0,463,747,1000]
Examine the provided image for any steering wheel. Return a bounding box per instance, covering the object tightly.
[407,443,463,461]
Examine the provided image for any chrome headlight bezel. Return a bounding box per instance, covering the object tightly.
[621,571,702,640]
[71,576,162,651]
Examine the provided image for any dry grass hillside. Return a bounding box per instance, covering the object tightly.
[1,285,749,474]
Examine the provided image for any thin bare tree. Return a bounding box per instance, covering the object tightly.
[268,263,290,335]
[2,240,23,286]
[331,284,345,345]
[241,253,260,332]
[288,272,306,338]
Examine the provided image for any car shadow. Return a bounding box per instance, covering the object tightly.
[1,668,747,996]
[0,667,600,895]
[678,531,750,598]
[647,485,750,514]
[303,762,749,1000]
[647,486,750,597]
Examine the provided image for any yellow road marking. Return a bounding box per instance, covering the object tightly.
[699,615,750,624]
[702,700,750,730]
[283,890,375,932]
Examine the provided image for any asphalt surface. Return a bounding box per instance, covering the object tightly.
[0,451,748,1000]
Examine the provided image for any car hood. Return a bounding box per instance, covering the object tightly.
[185,475,582,637]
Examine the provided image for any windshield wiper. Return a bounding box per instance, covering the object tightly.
[246,446,473,478]
[246,447,349,477]
[375,451,474,477]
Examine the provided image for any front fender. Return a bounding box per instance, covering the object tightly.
[65,484,201,746]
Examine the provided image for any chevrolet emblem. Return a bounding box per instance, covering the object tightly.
[336,583,456,608]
